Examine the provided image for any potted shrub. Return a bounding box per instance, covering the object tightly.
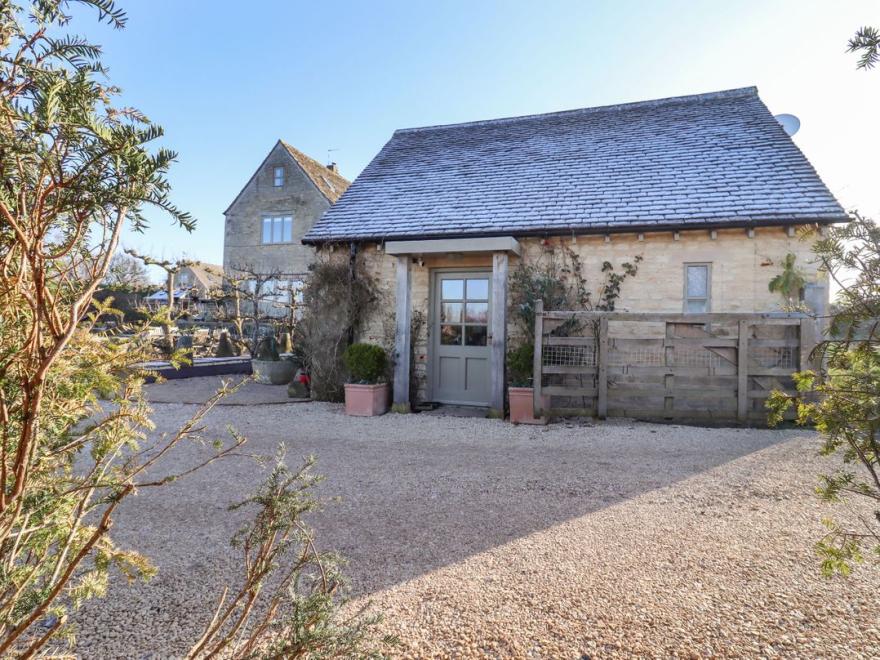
[507,343,547,425]
[251,335,296,385]
[342,343,389,416]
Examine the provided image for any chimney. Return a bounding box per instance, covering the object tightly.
[326,162,338,173]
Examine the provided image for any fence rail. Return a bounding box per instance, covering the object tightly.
[532,302,817,424]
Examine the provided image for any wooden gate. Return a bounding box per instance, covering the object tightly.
[532,301,817,424]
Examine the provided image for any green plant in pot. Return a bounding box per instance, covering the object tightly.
[342,343,390,416]
[507,342,546,425]
[251,334,296,385]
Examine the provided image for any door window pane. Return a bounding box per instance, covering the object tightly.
[465,302,488,323]
[441,279,464,300]
[465,325,488,346]
[440,324,462,345]
[262,217,272,243]
[686,265,708,297]
[466,279,489,300]
[441,302,463,323]
[282,216,293,242]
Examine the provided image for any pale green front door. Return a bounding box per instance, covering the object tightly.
[431,271,492,405]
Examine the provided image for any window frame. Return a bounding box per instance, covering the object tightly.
[260,214,294,244]
[683,262,712,314]
[273,166,285,187]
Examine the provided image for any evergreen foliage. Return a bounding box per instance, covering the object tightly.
[342,344,387,384]
[768,214,880,576]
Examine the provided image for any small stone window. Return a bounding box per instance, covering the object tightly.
[273,166,284,187]
[261,215,293,244]
[684,263,711,313]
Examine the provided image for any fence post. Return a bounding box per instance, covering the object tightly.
[597,316,609,419]
[737,319,749,423]
[533,300,544,416]
[799,317,816,372]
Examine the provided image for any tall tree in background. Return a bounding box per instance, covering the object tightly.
[102,252,151,290]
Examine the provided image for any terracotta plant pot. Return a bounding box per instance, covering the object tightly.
[344,383,390,416]
[508,386,548,425]
[251,358,296,385]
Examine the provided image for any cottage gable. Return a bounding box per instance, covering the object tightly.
[223,141,350,278]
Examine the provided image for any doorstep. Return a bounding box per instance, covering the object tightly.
[419,404,491,418]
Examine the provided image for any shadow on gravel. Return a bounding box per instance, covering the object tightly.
[120,377,793,598]
[297,419,789,598]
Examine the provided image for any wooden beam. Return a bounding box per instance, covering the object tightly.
[737,319,749,423]
[489,251,508,418]
[385,236,522,256]
[392,255,411,413]
[597,317,609,419]
[533,300,544,417]
[800,317,816,372]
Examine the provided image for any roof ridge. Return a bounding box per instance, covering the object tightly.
[394,86,759,135]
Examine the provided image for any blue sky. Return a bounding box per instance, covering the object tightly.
[81,1,879,277]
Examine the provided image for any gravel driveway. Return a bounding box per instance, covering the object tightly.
[74,377,880,658]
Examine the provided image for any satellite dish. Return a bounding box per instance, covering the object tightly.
[774,113,800,137]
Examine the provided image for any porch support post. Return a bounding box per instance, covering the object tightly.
[392,255,411,413]
[488,251,508,419]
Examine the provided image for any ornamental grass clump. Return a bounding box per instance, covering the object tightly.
[343,344,387,384]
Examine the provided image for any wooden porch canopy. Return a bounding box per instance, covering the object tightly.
[389,236,521,417]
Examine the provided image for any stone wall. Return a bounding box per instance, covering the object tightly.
[223,142,331,279]
[319,225,827,404]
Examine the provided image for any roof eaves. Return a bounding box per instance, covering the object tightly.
[301,213,849,245]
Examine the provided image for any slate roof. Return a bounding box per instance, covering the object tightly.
[224,141,350,215]
[185,262,223,291]
[280,141,350,203]
[303,87,847,244]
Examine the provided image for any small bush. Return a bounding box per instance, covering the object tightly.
[343,343,387,384]
[507,343,534,387]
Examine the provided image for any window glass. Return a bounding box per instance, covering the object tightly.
[441,279,464,300]
[465,325,488,346]
[441,302,463,323]
[466,279,489,300]
[440,324,462,345]
[686,299,707,314]
[465,302,488,323]
[282,216,293,242]
[273,167,284,187]
[272,218,282,243]
[686,265,708,297]
[262,217,272,243]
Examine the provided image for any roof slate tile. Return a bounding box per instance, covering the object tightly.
[304,89,846,243]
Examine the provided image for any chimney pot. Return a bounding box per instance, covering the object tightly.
[327,162,338,173]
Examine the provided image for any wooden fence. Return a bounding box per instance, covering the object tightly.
[532,301,817,424]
